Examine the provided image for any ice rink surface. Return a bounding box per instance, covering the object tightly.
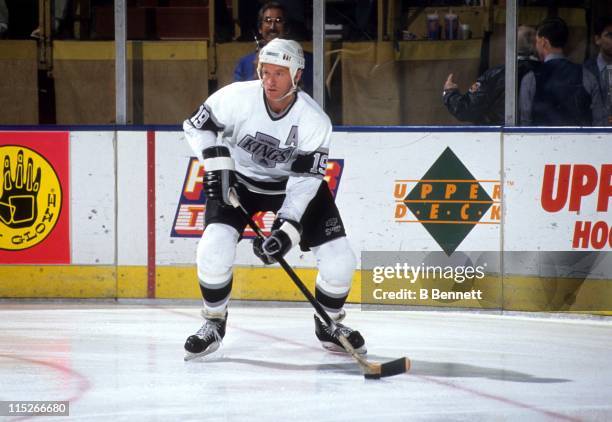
[0,301,611,421]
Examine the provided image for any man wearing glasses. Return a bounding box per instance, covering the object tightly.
[234,1,313,96]
[584,16,612,125]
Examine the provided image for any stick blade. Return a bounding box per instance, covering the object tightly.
[363,362,381,379]
[380,357,410,378]
[363,357,410,379]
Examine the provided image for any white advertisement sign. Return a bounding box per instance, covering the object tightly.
[504,132,611,251]
[70,131,116,265]
[117,131,148,265]
[332,130,502,256]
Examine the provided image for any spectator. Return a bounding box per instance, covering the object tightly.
[234,1,313,95]
[519,17,607,126]
[237,0,308,41]
[0,0,8,37]
[442,25,540,125]
[584,16,612,125]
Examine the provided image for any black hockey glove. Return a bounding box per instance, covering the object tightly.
[203,145,237,207]
[253,218,302,265]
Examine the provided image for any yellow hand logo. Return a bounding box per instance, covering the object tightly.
[0,145,62,251]
[0,150,42,228]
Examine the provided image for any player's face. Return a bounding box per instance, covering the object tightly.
[261,63,294,101]
[259,8,286,43]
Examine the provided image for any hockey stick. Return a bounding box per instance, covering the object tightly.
[228,192,410,379]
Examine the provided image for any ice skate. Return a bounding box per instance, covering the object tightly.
[184,310,227,361]
[314,310,366,355]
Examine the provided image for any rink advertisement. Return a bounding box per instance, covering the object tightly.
[331,130,502,255]
[500,132,611,313]
[504,132,611,251]
[170,157,345,238]
[393,146,500,255]
[0,128,609,313]
[0,132,70,264]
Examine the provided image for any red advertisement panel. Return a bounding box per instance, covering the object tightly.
[0,132,70,263]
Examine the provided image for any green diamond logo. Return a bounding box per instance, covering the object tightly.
[404,147,493,255]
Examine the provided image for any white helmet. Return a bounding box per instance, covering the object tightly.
[257,38,305,90]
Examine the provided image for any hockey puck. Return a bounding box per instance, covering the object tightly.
[364,373,381,380]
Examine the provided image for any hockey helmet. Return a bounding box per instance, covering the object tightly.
[257,38,305,88]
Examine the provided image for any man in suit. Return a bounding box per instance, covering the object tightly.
[519,17,606,126]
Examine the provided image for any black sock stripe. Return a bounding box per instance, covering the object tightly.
[315,286,348,312]
[199,278,233,303]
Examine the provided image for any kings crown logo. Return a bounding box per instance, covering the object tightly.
[238,133,294,168]
[0,146,62,250]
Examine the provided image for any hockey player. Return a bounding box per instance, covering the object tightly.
[183,38,366,360]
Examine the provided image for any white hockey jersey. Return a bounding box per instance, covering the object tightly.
[183,80,333,221]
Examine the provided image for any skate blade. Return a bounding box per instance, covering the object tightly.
[184,352,206,361]
[183,343,221,361]
[321,341,367,355]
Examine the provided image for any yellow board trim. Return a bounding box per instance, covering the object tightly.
[53,41,208,61]
[117,266,148,298]
[154,266,366,302]
[0,265,609,316]
[396,39,483,61]
[0,40,38,60]
[0,265,117,298]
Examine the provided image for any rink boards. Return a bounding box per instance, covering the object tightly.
[0,128,610,313]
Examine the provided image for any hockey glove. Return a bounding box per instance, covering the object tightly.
[203,146,237,207]
[253,218,302,265]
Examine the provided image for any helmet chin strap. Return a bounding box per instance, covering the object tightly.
[267,86,296,102]
[261,76,299,103]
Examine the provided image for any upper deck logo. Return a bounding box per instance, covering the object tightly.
[0,146,62,250]
[394,147,500,255]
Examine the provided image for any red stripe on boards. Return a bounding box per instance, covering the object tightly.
[147,131,156,298]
